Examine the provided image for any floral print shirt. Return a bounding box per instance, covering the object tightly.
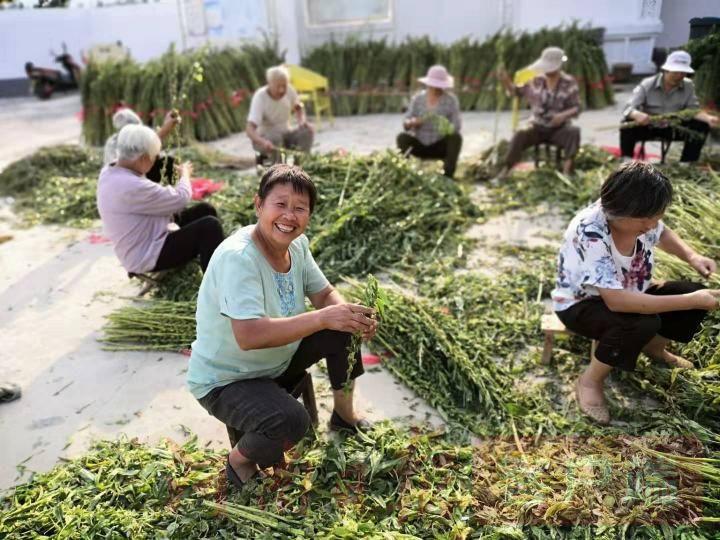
[517,73,580,128]
[404,90,462,146]
[552,200,664,311]
[272,270,297,317]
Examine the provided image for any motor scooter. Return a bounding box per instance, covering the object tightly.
[24,43,82,100]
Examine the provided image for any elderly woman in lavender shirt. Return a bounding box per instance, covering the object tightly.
[396,65,462,178]
[97,124,224,276]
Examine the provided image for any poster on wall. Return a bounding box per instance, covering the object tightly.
[204,0,223,37]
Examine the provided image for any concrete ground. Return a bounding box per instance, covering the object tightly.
[0,88,631,491]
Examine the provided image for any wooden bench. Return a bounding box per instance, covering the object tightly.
[226,371,318,449]
[541,312,596,364]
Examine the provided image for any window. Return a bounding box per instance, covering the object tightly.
[305,0,392,27]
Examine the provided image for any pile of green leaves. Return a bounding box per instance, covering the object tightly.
[2,424,719,538]
[303,24,614,116]
[146,149,478,300]
[0,144,102,198]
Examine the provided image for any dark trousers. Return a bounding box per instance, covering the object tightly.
[152,202,224,273]
[556,281,708,371]
[504,124,580,168]
[146,155,176,184]
[396,132,462,178]
[620,118,710,162]
[197,329,364,467]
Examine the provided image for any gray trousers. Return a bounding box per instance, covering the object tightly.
[254,125,314,163]
[197,329,363,467]
[504,124,580,168]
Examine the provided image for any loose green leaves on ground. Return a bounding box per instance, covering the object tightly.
[3,424,719,538]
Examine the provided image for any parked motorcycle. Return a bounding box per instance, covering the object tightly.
[24,44,82,100]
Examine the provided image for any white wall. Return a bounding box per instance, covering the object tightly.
[297,0,504,55]
[0,3,184,79]
[656,0,720,48]
[392,0,503,44]
[512,0,664,73]
[0,0,273,81]
[294,0,666,73]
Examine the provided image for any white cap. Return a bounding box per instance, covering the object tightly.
[661,50,694,74]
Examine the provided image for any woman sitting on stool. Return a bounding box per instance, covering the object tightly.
[187,164,378,488]
[97,124,224,275]
[103,107,180,183]
[552,161,720,424]
[396,65,462,179]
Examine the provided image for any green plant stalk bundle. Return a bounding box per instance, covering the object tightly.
[81,41,282,145]
[343,274,386,392]
[621,109,706,141]
[686,29,720,109]
[3,423,719,538]
[302,24,614,117]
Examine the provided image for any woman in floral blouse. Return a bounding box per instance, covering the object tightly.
[552,162,720,424]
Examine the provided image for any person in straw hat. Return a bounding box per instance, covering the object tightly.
[621,50,718,163]
[497,46,581,178]
[396,64,462,178]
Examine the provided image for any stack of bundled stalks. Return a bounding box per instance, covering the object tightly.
[302,24,613,116]
[686,27,720,110]
[80,42,282,145]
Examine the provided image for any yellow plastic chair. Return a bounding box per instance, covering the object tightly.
[511,67,538,132]
[286,64,334,128]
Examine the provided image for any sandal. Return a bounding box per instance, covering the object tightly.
[225,457,245,489]
[0,383,21,404]
[575,379,610,425]
[329,410,372,434]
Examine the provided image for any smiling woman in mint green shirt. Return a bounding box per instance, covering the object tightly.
[187,164,378,489]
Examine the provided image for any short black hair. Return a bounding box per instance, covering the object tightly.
[257,164,317,213]
[600,161,673,218]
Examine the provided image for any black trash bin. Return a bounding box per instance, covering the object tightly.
[689,17,720,40]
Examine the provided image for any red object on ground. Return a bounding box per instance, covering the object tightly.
[191,178,225,200]
[87,232,111,244]
[600,145,660,161]
[362,353,381,366]
[180,348,192,357]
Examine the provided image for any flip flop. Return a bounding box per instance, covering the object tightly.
[0,383,21,404]
[329,410,372,434]
[575,379,610,425]
[225,457,245,489]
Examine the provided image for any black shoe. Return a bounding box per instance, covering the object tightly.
[0,383,21,404]
[329,410,372,434]
[225,457,245,489]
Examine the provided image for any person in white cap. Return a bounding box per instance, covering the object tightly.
[397,65,462,178]
[497,46,581,178]
[621,50,718,162]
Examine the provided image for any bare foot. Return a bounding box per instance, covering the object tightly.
[575,374,610,424]
[652,350,694,369]
[228,447,258,483]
